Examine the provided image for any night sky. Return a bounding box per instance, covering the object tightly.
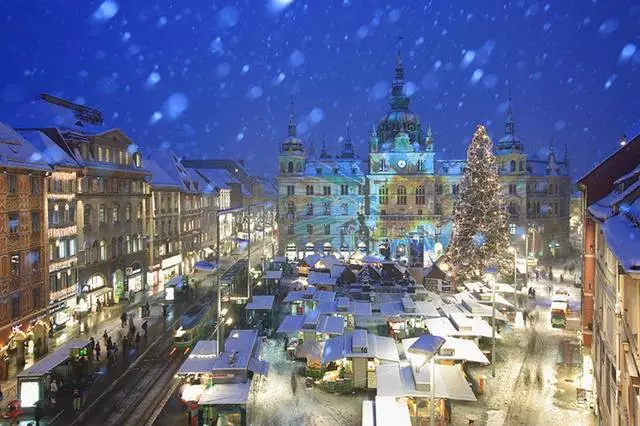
[1,0,639,179]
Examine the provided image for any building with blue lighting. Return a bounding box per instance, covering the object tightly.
[277,46,571,264]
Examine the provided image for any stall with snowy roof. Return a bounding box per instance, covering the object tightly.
[375,334,476,425]
[245,295,276,333]
[312,329,399,392]
[184,330,268,426]
[282,287,336,315]
[276,311,346,359]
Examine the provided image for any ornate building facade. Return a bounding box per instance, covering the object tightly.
[277,109,366,260]
[277,46,571,263]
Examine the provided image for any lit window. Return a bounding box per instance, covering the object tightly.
[509,223,516,235]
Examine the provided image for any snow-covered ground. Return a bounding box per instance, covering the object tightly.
[251,339,364,426]
[453,263,595,426]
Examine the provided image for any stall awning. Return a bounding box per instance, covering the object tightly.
[17,339,89,378]
[246,295,275,311]
[265,270,283,280]
[277,315,306,334]
[203,247,215,255]
[376,362,477,402]
[198,381,251,405]
[248,358,269,376]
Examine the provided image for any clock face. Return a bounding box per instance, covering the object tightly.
[397,160,407,169]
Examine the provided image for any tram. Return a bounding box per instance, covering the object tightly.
[172,294,216,354]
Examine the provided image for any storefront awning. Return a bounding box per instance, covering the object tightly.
[198,381,251,406]
[247,358,269,376]
[203,247,215,255]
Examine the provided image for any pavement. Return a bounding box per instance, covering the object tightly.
[453,259,596,426]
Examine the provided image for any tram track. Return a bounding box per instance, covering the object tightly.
[73,289,217,426]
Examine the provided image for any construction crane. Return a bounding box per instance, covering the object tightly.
[39,93,104,126]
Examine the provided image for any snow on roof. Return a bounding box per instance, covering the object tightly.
[276,314,344,335]
[245,295,275,311]
[601,203,640,273]
[307,271,335,284]
[587,189,618,221]
[264,270,283,280]
[17,339,89,377]
[321,331,399,364]
[376,362,477,401]
[178,344,219,375]
[18,129,79,168]
[424,317,458,338]
[145,158,182,189]
[405,334,445,356]
[403,336,489,365]
[0,123,53,172]
[303,158,367,181]
[448,313,500,339]
[277,315,306,334]
[210,330,258,371]
[374,396,411,426]
[198,381,251,406]
[295,340,324,362]
[614,164,640,185]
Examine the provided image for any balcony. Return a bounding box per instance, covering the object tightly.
[48,224,78,239]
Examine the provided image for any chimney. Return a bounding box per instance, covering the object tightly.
[238,159,245,167]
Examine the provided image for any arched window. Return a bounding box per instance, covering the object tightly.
[341,203,348,215]
[379,185,388,205]
[84,204,92,226]
[510,160,516,172]
[99,204,106,223]
[295,162,302,172]
[323,201,331,215]
[306,202,313,216]
[118,236,124,256]
[286,201,295,216]
[126,236,132,254]
[508,201,519,217]
[287,161,294,173]
[415,185,425,205]
[137,203,143,220]
[111,237,117,258]
[125,203,131,221]
[112,203,120,223]
[379,159,386,172]
[100,240,107,261]
[397,185,407,205]
[519,161,525,171]
[92,241,99,263]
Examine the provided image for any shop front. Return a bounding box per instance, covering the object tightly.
[161,254,182,290]
[126,262,145,293]
[83,274,112,311]
[113,269,124,303]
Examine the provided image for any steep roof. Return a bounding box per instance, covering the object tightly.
[0,123,53,172]
[144,158,181,189]
[17,129,80,168]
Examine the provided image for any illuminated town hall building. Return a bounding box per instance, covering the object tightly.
[277,47,570,263]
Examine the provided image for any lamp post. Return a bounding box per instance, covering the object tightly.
[407,334,445,426]
[485,267,498,378]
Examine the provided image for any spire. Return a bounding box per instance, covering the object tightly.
[288,95,296,137]
[342,124,355,158]
[369,124,379,153]
[504,87,515,137]
[390,36,410,112]
[563,143,569,162]
[320,133,329,159]
[425,124,434,151]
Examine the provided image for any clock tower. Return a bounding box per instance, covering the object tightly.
[366,41,441,267]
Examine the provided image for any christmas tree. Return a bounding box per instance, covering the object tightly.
[446,125,510,284]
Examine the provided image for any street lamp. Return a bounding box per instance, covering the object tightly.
[507,247,519,310]
[485,267,498,378]
[407,334,445,426]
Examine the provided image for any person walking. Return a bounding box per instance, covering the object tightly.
[135,332,140,352]
[141,321,148,338]
[88,337,95,354]
[95,341,101,361]
[120,312,127,328]
[49,379,58,406]
[72,386,81,411]
[34,400,42,426]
